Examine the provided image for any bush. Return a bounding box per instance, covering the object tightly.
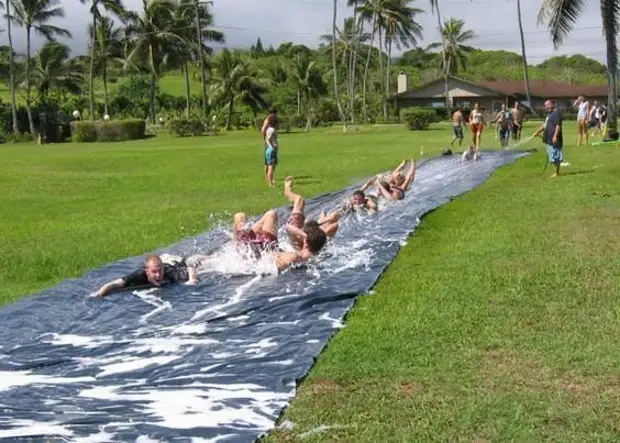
[71,119,146,142]
[401,108,437,130]
[166,118,205,136]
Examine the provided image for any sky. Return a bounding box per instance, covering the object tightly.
[0,0,606,65]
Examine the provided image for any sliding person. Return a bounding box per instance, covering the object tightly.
[183,207,328,284]
[284,176,341,250]
[94,253,206,297]
[375,159,416,201]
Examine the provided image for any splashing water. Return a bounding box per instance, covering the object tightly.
[0,150,529,442]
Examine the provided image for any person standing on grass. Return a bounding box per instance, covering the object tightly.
[261,107,279,188]
[511,102,524,142]
[468,102,485,157]
[533,99,563,178]
[573,95,590,146]
[450,107,465,148]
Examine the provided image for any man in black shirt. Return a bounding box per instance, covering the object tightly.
[534,99,563,178]
[94,253,202,297]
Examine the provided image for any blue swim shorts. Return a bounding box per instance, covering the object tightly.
[546,144,563,165]
[264,145,278,166]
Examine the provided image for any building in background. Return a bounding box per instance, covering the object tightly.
[391,74,611,113]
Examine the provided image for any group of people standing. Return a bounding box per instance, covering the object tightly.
[450,102,525,155]
[573,96,608,146]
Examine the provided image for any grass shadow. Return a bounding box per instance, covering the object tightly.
[563,168,596,176]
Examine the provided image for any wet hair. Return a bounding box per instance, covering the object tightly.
[379,180,390,189]
[144,254,162,268]
[303,223,327,254]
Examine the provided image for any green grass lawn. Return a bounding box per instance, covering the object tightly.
[2,121,619,440]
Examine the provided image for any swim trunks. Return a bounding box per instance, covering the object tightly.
[264,145,278,166]
[546,144,563,165]
[287,212,305,229]
[471,123,484,134]
[453,125,463,139]
[235,228,279,259]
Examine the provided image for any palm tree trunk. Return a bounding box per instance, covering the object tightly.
[385,37,392,119]
[362,19,376,122]
[433,1,450,110]
[349,0,358,123]
[297,89,300,114]
[601,0,618,138]
[184,61,191,118]
[516,0,533,114]
[331,0,347,128]
[226,96,234,130]
[6,0,18,134]
[102,55,109,117]
[89,10,97,120]
[25,25,34,135]
[148,44,156,124]
[377,25,386,120]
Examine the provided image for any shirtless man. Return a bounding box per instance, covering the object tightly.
[451,107,465,147]
[284,176,341,251]
[187,207,327,282]
[375,159,416,201]
[94,253,206,297]
[573,96,590,146]
[491,104,512,148]
[511,102,523,142]
[469,102,485,154]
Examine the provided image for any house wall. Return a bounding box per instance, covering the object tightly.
[394,97,500,112]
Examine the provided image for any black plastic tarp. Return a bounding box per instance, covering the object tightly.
[0,150,528,442]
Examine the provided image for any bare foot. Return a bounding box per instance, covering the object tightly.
[550,173,559,178]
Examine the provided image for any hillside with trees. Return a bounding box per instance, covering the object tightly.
[0,0,609,140]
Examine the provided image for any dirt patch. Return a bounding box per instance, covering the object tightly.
[476,349,620,402]
[301,378,342,396]
[398,381,424,396]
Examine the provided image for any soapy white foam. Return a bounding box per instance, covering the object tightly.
[79,382,294,431]
[319,312,344,329]
[191,275,262,321]
[0,370,96,392]
[0,420,73,438]
[40,333,114,348]
[97,355,180,377]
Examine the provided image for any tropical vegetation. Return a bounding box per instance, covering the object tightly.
[0,0,613,141]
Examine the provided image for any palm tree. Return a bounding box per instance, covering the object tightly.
[382,0,423,117]
[427,18,475,76]
[209,48,266,130]
[4,0,18,134]
[538,0,617,138]
[124,0,184,123]
[331,0,347,128]
[88,16,123,117]
[347,0,364,122]
[428,0,449,109]
[516,0,533,113]
[9,0,71,134]
[290,52,327,131]
[84,0,125,120]
[30,41,82,102]
[170,0,224,118]
[356,0,380,121]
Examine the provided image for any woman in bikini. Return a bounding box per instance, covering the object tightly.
[469,102,484,155]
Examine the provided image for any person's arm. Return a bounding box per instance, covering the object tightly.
[376,180,398,201]
[392,160,408,175]
[553,116,561,144]
[533,122,545,137]
[272,251,302,273]
[95,278,126,297]
[286,223,307,240]
[260,117,269,135]
[401,159,416,191]
[360,178,376,192]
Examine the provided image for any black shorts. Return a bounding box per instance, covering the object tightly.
[453,125,463,138]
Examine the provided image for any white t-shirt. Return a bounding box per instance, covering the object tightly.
[265,126,278,148]
[578,101,589,119]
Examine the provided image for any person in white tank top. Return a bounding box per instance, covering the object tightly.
[573,96,589,146]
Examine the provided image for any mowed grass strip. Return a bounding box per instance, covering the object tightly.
[265,131,620,441]
[0,123,457,305]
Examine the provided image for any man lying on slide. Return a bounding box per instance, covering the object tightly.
[284,176,341,250]
[186,207,328,284]
[94,253,205,297]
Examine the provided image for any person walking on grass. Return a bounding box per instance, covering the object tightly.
[533,99,563,178]
[261,107,279,188]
